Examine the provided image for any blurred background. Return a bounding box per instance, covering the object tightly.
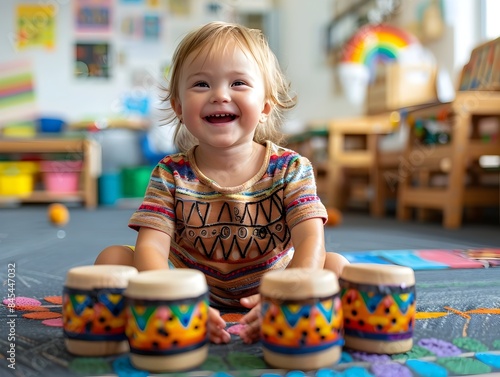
[0,0,499,229]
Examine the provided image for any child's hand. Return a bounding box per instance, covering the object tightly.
[239,294,261,344]
[208,307,231,344]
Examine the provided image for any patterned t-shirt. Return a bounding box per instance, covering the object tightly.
[129,140,327,308]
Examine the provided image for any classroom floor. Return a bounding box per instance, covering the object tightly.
[0,205,499,376]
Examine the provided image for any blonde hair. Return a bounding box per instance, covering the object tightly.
[163,21,297,152]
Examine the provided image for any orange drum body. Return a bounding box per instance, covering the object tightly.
[124,269,209,372]
[340,264,416,354]
[260,268,343,370]
[62,265,138,356]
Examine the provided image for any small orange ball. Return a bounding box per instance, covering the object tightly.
[47,203,70,227]
[326,207,342,227]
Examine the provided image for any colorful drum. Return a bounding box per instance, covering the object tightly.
[339,263,416,354]
[62,265,138,356]
[124,269,209,372]
[260,268,343,370]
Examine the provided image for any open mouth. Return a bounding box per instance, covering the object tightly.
[205,113,237,124]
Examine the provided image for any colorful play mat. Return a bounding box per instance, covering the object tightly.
[3,295,500,377]
[339,248,500,269]
[1,248,499,376]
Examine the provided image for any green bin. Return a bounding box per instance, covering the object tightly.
[121,166,153,198]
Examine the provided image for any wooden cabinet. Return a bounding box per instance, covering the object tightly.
[0,138,101,208]
[397,92,500,228]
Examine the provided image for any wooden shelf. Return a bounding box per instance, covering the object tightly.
[0,137,101,208]
[0,191,84,203]
[397,91,500,228]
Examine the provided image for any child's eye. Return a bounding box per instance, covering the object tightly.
[194,81,209,88]
[232,81,246,87]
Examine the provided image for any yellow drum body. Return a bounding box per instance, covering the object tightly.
[260,268,343,370]
[340,263,416,354]
[62,265,138,356]
[125,269,209,372]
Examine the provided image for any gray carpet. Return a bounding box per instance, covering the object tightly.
[1,206,499,376]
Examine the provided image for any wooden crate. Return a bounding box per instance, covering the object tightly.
[366,63,437,115]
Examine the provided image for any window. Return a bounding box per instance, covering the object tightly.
[483,0,500,40]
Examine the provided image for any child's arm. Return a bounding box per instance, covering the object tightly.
[285,218,326,269]
[134,227,231,344]
[134,227,171,271]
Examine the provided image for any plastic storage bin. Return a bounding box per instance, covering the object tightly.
[40,160,82,193]
[0,174,33,196]
[38,117,66,133]
[98,172,122,205]
[0,161,39,196]
[121,166,152,198]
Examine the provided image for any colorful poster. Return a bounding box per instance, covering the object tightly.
[75,43,111,78]
[119,14,162,41]
[75,0,112,35]
[120,14,142,40]
[16,5,56,50]
[143,14,160,39]
[0,60,37,125]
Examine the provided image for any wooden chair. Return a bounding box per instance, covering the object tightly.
[326,113,394,209]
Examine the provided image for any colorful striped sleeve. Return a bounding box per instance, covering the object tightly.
[282,154,327,228]
[128,159,178,237]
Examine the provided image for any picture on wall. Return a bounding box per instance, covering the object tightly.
[0,60,37,124]
[119,14,162,41]
[16,4,56,50]
[169,0,191,16]
[120,14,142,40]
[75,0,112,35]
[143,14,160,39]
[74,42,111,78]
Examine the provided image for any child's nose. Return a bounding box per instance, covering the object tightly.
[210,87,230,103]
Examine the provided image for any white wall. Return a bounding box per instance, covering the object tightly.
[452,0,483,75]
[278,0,359,133]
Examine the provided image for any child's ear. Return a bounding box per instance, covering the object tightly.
[260,101,272,123]
[170,98,182,120]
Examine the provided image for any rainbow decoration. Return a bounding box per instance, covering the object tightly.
[341,24,420,80]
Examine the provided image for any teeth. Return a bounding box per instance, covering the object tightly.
[212,114,231,117]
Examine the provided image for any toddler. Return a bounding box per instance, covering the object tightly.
[95,21,349,345]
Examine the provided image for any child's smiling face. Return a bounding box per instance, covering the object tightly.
[171,40,271,150]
